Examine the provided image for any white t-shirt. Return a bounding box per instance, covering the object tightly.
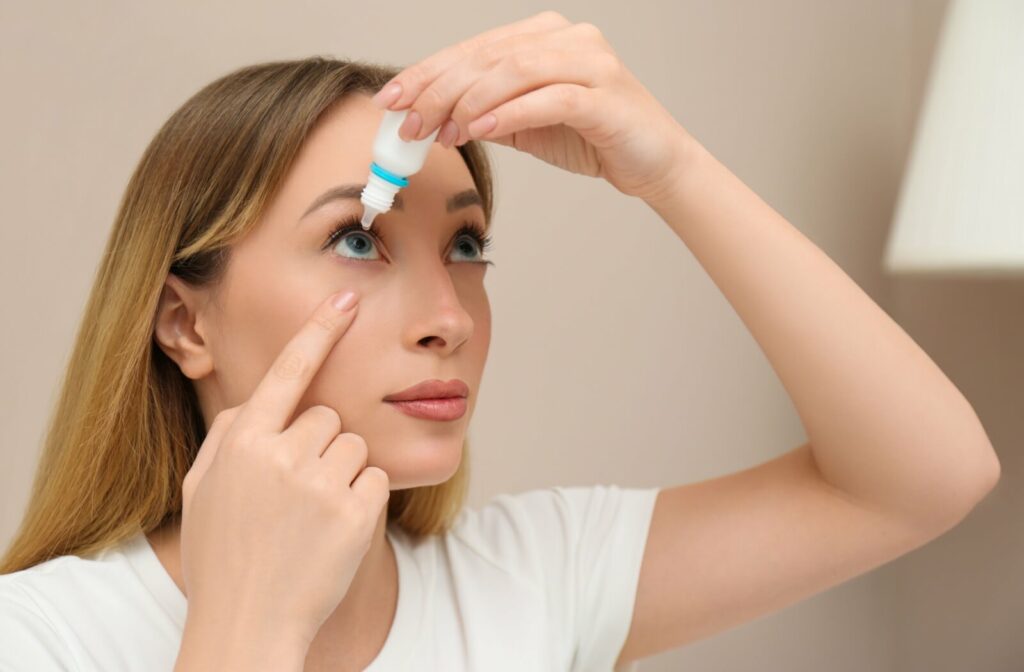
[0,483,659,671]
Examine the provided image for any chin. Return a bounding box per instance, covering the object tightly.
[370,433,466,490]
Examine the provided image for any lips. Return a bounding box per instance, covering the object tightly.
[383,378,469,402]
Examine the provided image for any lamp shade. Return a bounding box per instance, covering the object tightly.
[883,0,1024,276]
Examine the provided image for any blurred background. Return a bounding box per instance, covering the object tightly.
[1,1,1019,670]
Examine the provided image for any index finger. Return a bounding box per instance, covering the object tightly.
[235,290,359,434]
[374,10,571,110]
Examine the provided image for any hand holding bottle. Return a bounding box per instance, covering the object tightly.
[369,10,699,208]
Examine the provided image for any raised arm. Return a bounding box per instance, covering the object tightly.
[615,131,1000,667]
[355,12,1000,666]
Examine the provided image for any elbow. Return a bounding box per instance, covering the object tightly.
[966,435,1002,501]
[959,408,1002,507]
[932,443,1001,533]
[971,444,1002,501]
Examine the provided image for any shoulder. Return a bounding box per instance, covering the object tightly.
[445,483,660,584]
[453,483,660,538]
[437,484,659,670]
[0,543,131,611]
[0,536,183,670]
[0,558,90,670]
[0,552,98,607]
[0,547,125,622]
[0,538,155,638]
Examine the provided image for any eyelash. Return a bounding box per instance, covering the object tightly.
[321,216,495,266]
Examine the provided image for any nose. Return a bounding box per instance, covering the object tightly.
[401,261,475,356]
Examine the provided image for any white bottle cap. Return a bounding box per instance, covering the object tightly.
[359,109,441,229]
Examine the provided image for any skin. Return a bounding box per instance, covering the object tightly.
[151,93,492,668]
[154,10,999,670]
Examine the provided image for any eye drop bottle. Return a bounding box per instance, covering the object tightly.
[360,108,441,229]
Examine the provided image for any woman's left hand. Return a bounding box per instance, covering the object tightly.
[371,11,697,206]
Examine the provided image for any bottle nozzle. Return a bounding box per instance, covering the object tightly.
[360,205,380,230]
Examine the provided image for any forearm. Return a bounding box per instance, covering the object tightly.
[174,608,310,672]
[645,135,1000,529]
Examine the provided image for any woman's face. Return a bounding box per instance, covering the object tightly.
[194,94,492,490]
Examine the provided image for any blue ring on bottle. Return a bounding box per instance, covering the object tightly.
[370,162,409,187]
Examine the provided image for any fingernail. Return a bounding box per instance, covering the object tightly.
[332,291,358,311]
[372,82,402,109]
[399,110,422,140]
[438,119,459,148]
[467,113,497,138]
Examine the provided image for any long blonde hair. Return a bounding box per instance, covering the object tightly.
[1,56,495,574]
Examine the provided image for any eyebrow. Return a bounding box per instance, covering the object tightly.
[300,184,484,220]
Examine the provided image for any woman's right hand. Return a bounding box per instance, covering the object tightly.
[177,290,390,651]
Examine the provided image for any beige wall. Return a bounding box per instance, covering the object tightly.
[4,0,1015,669]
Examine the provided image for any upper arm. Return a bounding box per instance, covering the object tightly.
[615,442,957,667]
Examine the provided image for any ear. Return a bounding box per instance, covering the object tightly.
[153,274,215,380]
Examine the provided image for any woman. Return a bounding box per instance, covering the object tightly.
[0,11,1000,672]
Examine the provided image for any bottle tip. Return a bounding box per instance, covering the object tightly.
[360,207,378,229]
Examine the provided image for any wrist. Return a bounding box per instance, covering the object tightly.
[641,127,710,218]
[177,605,312,672]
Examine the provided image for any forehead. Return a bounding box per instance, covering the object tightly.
[279,93,478,217]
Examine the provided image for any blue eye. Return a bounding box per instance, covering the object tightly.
[333,228,383,261]
[449,223,494,263]
[323,217,494,266]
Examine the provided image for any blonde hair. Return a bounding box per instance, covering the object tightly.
[1,56,495,574]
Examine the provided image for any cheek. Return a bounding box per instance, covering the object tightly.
[468,287,492,351]
[224,292,347,413]
[222,254,324,363]
[299,317,383,427]
[211,300,321,406]
[476,306,492,353]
